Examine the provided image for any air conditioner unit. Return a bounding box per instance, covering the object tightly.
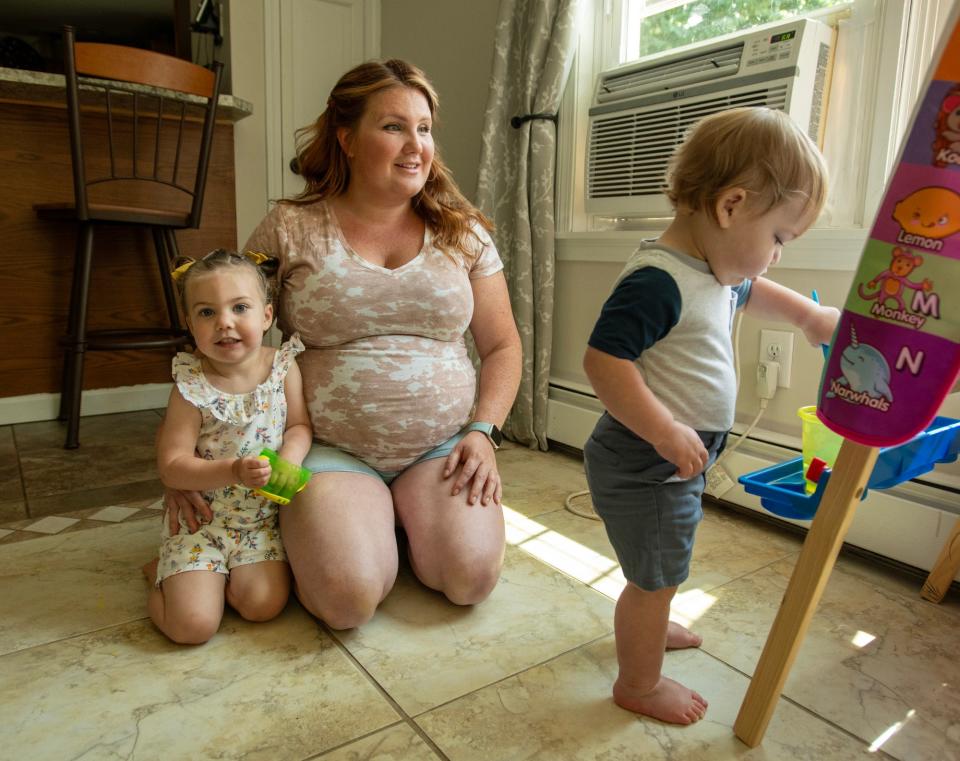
[586,17,836,218]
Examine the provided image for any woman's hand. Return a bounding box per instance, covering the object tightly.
[442,431,502,506]
[163,488,212,534]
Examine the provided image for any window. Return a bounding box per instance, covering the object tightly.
[556,0,954,244]
[622,0,841,61]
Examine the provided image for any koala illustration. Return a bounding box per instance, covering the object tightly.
[933,88,960,166]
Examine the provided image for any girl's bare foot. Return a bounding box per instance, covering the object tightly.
[666,620,702,649]
[613,675,708,724]
[142,558,159,585]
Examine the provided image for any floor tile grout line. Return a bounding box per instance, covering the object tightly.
[323,624,452,761]
[298,720,426,761]
[405,629,615,720]
[0,614,154,661]
[321,623,615,757]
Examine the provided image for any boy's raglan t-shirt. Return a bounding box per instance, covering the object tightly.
[588,241,751,433]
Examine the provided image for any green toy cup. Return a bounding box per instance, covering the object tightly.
[798,405,844,494]
[253,448,311,505]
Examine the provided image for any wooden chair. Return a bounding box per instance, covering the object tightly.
[35,25,223,448]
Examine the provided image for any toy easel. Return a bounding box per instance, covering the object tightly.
[733,11,960,747]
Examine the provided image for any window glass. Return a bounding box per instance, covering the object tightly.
[625,0,841,61]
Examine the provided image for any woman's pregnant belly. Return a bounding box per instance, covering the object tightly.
[298,335,477,472]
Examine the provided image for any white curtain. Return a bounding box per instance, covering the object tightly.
[476,0,581,449]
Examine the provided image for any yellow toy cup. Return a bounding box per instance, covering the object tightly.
[253,448,311,505]
[798,405,844,493]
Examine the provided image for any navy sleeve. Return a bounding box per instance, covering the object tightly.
[733,279,752,307]
[587,268,682,361]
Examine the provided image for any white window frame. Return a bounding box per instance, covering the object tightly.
[556,0,955,268]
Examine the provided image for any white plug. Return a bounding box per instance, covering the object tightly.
[756,360,779,400]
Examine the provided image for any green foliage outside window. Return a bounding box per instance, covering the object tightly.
[638,1,838,58]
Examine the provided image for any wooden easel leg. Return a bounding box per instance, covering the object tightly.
[921,518,960,603]
[733,440,880,747]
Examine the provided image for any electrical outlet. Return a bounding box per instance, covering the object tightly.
[759,329,794,388]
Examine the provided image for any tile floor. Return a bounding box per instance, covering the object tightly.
[1,411,958,760]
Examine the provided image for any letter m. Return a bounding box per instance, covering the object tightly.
[911,290,940,318]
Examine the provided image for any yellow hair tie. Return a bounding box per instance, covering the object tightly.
[170,251,271,283]
[170,260,195,282]
[244,250,271,265]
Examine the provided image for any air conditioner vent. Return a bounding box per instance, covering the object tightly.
[596,44,744,104]
[585,17,836,216]
[588,86,789,199]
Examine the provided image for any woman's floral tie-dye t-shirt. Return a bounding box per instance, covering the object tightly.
[244,201,503,472]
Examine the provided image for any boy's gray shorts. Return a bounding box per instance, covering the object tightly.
[583,413,726,592]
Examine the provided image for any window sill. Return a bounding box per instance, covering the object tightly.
[555,226,870,271]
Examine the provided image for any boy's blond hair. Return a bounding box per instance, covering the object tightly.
[665,107,828,222]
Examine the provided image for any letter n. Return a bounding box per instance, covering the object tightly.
[895,346,924,375]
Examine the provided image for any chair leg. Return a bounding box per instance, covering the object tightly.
[153,228,184,335]
[62,223,95,449]
[58,228,86,422]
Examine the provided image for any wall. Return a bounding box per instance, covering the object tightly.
[379,0,498,202]
[230,0,497,237]
[228,2,269,246]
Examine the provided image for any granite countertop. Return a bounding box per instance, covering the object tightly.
[0,66,253,122]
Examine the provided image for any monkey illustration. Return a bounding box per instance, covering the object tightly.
[858,247,932,310]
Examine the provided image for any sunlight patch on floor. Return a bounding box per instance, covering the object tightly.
[868,709,915,752]
[851,630,876,648]
[669,587,718,627]
[503,505,625,599]
[502,505,715,620]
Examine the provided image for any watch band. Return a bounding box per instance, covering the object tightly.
[464,421,503,449]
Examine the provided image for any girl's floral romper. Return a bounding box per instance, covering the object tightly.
[155,335,304,586]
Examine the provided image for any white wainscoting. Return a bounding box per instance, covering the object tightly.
[0,384,172,426]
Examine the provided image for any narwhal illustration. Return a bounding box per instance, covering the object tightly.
[826,322,893,402]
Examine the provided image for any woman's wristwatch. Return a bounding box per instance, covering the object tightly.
[464,421,503,449]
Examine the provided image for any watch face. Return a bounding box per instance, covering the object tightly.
[489,425,503,447]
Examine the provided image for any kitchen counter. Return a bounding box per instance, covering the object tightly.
[0,66,253,121]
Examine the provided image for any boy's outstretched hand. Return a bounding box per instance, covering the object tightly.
[232,456,272,488]
[652,420,709,480]
[799,304,841,348]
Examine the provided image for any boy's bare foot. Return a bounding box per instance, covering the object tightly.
[142,558,159,585]
[666,620,702,649]
[613,675,708,724]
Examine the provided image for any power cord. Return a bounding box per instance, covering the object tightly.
[564,488,600,520]
[709,359,778,474]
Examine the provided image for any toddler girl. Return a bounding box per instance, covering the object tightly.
[145,249,311,644]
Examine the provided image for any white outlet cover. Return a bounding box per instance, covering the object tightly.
[759,329,794,388]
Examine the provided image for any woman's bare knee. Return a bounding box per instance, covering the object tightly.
[297,574,385,629]
[436,554,503,606]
